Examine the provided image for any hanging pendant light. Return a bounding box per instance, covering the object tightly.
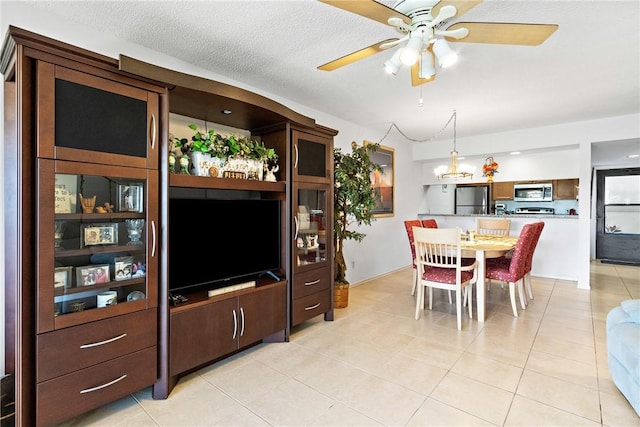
[434,111,473,180]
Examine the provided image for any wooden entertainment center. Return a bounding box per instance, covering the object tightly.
[2,26,336,425]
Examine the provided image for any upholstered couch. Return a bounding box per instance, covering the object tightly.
[606,299,640,416]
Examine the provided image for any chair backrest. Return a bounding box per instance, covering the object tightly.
[413,227,461,270]
[404,220,423,268]
[477,218,511,235]
[524,221,545,273]
[421,218,438,228]
[507,222,539,279]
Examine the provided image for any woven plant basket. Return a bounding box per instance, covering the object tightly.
[334,283,349,308]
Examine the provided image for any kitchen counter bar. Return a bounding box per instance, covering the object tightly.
[423,213,578,219]
[417,214,579,281]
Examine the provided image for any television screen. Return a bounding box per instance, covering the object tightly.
[168,198,281,293]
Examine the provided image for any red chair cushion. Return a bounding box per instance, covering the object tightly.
[422,266,474,284]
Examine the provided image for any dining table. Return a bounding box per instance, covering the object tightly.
[460,234,519,322]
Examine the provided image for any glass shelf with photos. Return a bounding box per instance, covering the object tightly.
[51,171,150,317]
[295,186,328,268]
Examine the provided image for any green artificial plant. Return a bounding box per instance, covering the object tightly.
[333,141,383,285]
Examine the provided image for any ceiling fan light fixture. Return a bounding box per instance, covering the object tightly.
[433,38,457,68]
[400,34,423,66]
[419,51,436,79]
[384,49,402,75]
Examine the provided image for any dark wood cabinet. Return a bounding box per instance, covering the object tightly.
[169,282,287,376]
[3,27,338,422]
[290,128,336,325]
[2,27,164,426]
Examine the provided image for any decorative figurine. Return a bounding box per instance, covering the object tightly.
[79,193,96,213]
[264,164,279,182]
[168,152,177,173]
[178,155,191,175]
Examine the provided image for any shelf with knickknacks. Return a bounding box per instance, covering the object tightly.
[169,125,279,181]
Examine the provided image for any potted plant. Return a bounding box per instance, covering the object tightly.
[333,141,383,308]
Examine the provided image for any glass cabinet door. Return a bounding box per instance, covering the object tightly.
[292,130,332,184]
[37,159,158,332]
[294,186,329,270]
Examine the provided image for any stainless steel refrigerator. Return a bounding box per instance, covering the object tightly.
[455,185,490,214]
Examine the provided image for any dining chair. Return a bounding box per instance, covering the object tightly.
[522,221,545,301]
[477,218,511,235]
[484,222,539,317]
[421,218,438,229]
[413,227,477,330]
[403,220,423,296]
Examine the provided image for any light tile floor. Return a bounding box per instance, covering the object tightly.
[62,261,639,426]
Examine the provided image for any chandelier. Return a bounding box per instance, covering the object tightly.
[434,110,473,180]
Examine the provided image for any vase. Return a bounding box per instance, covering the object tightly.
[334,283,349,308]
[190,152,212,176]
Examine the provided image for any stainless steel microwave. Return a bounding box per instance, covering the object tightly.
[513,183,553,202]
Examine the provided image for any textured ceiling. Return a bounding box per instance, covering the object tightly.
[15,0,640,156]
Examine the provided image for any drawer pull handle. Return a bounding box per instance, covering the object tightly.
[304,279,320,286]
[80,333,127,349]
[80,374,127,394]
[305,303,321,311]
[232,309,237,339]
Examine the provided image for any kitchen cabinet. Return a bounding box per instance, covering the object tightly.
[492,181,514,200]
[553,178,579,200]
[2,27,163,426]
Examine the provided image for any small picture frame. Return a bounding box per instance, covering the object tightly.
[76,264,111,286]
[82,223,118,247]
[114,256,134,281]
[54,266,73,289]
[118,183,144,213]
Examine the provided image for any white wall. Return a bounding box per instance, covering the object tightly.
[422,148,580,185]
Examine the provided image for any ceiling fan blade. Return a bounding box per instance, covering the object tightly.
[318,38,399,71]
[446,22,559,45]
[318,0,411,26]
[411,62,436,87]
[431,0,482,21]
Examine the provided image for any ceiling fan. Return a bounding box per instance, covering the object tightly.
[317,0,559,86]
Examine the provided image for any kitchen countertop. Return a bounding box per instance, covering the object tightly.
[418,213,579,219]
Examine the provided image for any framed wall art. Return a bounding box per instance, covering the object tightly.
[82,223,118,247]
[367,142,395,217]
[117,183,144,213]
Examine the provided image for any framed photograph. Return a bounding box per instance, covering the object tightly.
[118,183,144,213]
[76,264,111,287]
[82,223,118,247]
[54,266,73,289]
[367,142,395,217]
[114,256,134,281]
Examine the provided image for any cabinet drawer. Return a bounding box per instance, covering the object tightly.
[37,346,156,427]
[292,289,331,326]
[292,267,331,299]
[37,309,157,382]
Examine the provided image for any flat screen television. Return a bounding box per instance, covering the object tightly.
[168,198,281,293]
